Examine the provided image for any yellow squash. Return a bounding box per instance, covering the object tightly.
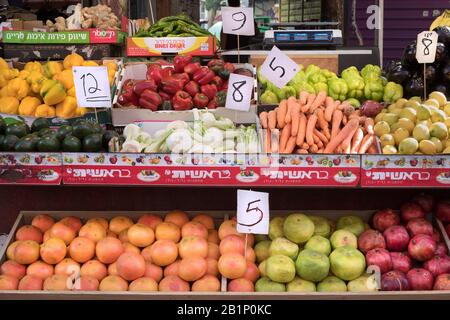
[7,78,29,100]
[0,97,20,114]
[40,79,66,105]
[35,104,56,118]
[18,96,41,116]
[56,96,77,119]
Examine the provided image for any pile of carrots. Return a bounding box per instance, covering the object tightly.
[259,91,379,154]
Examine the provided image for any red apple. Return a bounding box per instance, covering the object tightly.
[408,234,437,261]
[366,248,392,273]
[372,209,400,232]
[390,252,412,273]
[423,255,450,277]
[358,229,386,253]
[406,268,434,290]
[431,228,441,243]
[436,242,448,257]
[406,218,433,237]
[384,225,410,252]
[433,273,450,290]
[435,200,450,223]
[411,193,434,213]
[381,270,409,291]
[401,202,425,222]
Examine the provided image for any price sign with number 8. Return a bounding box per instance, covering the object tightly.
[222,7,255,36]
[225,73,254,111]
[416,31,438,64]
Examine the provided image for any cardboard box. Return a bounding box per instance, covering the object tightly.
[23,21,45,31]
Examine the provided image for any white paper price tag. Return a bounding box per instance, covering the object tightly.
[260,46,300,88]
[237,190,269,234]
[222,7,255,36]
[416,31,438,64]
[73,66,112,108]
[225,73,253,111]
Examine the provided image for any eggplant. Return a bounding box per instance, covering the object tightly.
[401,41,419,70]
[424,64,438,83]
[433,26,450,47]
[442,61,450,85]
[435,42,447,64]
[387,63,411,84]
[404,75,425,99]
[383,60,400,76]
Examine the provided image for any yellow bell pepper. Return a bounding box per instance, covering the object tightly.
[18,96,41,116]
[24,61,43,73]
[43,61,63,79]
[67,86,76,97]
[7,78,30,100]
[0,58,10,70]
[83,60,99,67]
[108,69,116,86]
[26,70,47,94]
[0,86,8,97]
[35,104,56,118]
[105,61,118,72]
[40,79,66,105]
[53,69,74,90]
[0,68,20,87]
[75,107,88,116]
[0,97,20,114]
[63,53,85,69]
[56,96,77,119]
[19,70,31,80]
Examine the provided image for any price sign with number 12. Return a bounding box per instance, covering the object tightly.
[225,73,254,111]
[222,7,255,36]
[237,189,269,234]
[73,66,112,108]
[260,46,300,88]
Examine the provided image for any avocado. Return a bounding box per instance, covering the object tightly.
[73,122,94,139]
[25,123,31,134]
[91,123,103,134]
[102,130,119,149]
[82,133,102,152]
[0,135,4,150]
[31,117,51,133]
[36,135,60,152]
[62,135,82,152]
[38,128,54,137]
[2,135,20,151]
[0,117,5,134]
[56,125,73,141]
[14,137,37,152]
[5,123,27,138]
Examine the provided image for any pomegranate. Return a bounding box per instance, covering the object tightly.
[401,202,425,222]
[411,193,434,213]
[372,209,400,232]
[366,248,392,273]
[381,270,409,291]
[384,225,410,252]
[390,252,412,273]
[406,218,433,237]
[423,255,450,277]
[357,229,386,253]
[435,200,450,223]
[408,234,437,261]
[433,273,450,290]
[406,268,434,290]
[435,243,448,257]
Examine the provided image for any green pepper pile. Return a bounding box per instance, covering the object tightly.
[257,63,403,108]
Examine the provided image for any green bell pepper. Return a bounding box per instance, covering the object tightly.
[260,90,279,104]
[313,82,328,94]
[295,80,316,95]
[383,82,404,103]
[364,79,384,101]
[361,64,382,79]
[321,69,337,80]
[308,72,327,85]
[344,98,361,109]
[341,66,360,80]
[344,76,365,100]
[305,64,321,78]
[328,78,348,101]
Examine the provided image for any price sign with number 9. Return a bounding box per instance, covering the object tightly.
[222,7,255,36]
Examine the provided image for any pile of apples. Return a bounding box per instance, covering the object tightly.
[0,211,231,292]
[358,194,450,291]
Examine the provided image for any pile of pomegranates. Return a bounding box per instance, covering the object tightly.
[358,194,450,291]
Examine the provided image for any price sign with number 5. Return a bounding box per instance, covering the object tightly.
[225,73,254,111]
[260,46,300,88]
[222,7,255,36]
[237,190,269,234]
[416,31,438,64]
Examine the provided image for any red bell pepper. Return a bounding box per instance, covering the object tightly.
[173,55,192,73]
[122,79,135,91]
[161,75,185,95]
[207,99,218,109]
[120,87,139,106]
[172,73,190,87]
[184,81,200,97]
[172,90,194,111]
[207,59,225,74]
[201,84,218,100]
[224,62,235,73]
[193,67,216,85]
[146,64,163,84]
[184,62,201,78]
[160,67,174,78]
[139,90,162,111]
[133,79,158,96]
[159,91,173,101]
[211,76,224,90]
[221,80,228,91]
[193,93,209,109]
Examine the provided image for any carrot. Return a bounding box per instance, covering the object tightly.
[291,103,300,136]
[331,110,343,139]
[350,128,364,154]
[279,123,292,152]
[302,142,309,150]
[365,117,375,135]
[296,113,307,146]
[324,118,359,153]
[270,129,279,153]
[342,115,348,126]
[368,144,377,154]
[297,149,308,154]
[317,148,324,154]
[314,128,329,144]
[301,93,316,113]
[259,111,268,129]
[317,140,324,149]
[313,133,320,145]
[306,113,318,146]
[309,91,327,113]
[268,110,277,130]
[336,146,343,154]
[324,97,335,122]
[340,125,358,152]
[358,134,375,154]
[285,96,296,124]
[299,91,309,105]
[277,100,287,129]
[317,108,330,139]
[309,144,319,153]
[284,136,297,154]
[264,129,271,153]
